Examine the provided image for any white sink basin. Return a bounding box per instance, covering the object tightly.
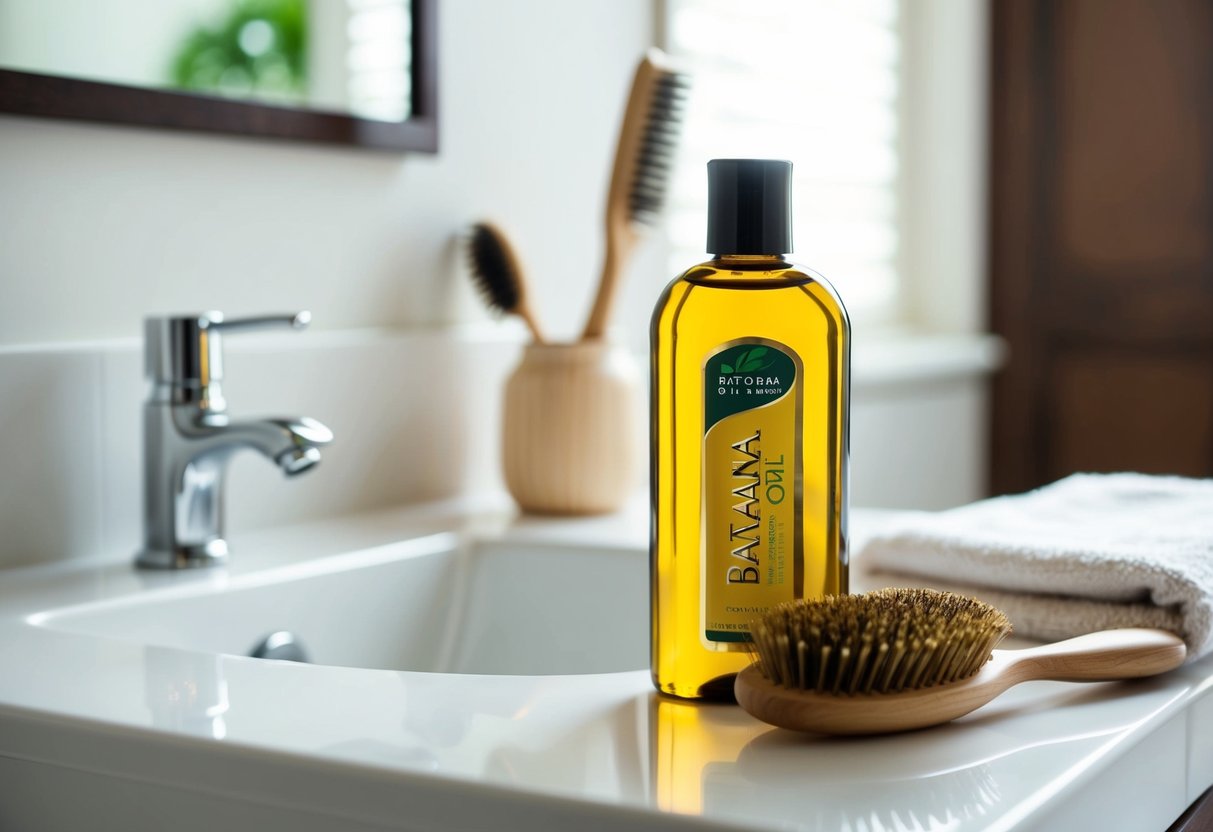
[33,534,649,676]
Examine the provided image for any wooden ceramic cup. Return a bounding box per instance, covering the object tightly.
[502,341,640,514]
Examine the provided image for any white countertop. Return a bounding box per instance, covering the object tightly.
[1,498,1210,831]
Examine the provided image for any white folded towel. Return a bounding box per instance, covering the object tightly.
[858,473,1213,660]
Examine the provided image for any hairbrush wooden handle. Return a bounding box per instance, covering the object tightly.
[735,628,1186,736]
[1003,628,1187,683]
[581,51,684,341]
[487,224,545,343]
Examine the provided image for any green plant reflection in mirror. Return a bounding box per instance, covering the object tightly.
[170,0,306,105]
[0,0,416,126]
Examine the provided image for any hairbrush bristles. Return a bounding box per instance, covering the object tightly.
[627,68,691,226]
[467,223,521,313]
[465,223,544,342]
[750,589,1012,696]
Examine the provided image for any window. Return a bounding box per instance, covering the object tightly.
[664,0,902,322]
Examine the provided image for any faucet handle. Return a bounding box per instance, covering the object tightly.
[145,310,313,408]
[211,311,312,333]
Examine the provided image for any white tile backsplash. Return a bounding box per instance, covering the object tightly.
[0,327,522,569]
[0,327,998,569]
[98,344,143,558]
[0,349,105,567]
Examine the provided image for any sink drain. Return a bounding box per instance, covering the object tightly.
[249,631,310,663]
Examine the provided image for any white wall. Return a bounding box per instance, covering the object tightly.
[900,0,989,333]
[0,0,655,346]
[0,0,658,569]
[0,0,996,571]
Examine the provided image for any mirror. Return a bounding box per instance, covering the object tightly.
[0,0,437,151]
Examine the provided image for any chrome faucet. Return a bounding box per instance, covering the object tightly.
[136,311,333,569]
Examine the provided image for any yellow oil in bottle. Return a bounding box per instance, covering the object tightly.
[650,159,849,700]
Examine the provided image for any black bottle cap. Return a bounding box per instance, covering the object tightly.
[706,159,793,256]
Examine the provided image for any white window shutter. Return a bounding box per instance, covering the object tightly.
[666,0,902,320]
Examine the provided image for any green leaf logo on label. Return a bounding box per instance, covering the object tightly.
[706,341,797,432]
[723,346,773,375]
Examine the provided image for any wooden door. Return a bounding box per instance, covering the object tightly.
[990,0,1213,494]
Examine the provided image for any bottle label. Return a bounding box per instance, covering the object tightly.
[701,338,803,649]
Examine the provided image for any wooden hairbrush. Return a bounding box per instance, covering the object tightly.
[735,588,1186,735]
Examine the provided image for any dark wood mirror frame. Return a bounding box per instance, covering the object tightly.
[0,0,437,152]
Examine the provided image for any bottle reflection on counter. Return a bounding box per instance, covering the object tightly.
[649,695,761,816]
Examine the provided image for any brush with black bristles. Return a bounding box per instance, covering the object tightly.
[580,49,691,341]
[466,222,545,343]
[735,588,1185,736]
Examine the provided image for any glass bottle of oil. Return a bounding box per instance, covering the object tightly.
[650,158,850,700]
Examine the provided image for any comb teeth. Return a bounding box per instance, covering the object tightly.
[466,223,520,314]
[749,589,1012,695]
[628,71,692,225]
